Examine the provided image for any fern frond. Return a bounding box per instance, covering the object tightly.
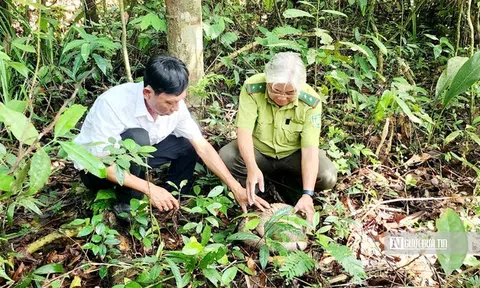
[279,251,315,280]
[326,243,366,283]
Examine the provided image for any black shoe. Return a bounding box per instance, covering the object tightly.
[112,203,131,221]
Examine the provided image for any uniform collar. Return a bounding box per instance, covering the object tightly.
[134,82,155,122]
[264,89,299,109]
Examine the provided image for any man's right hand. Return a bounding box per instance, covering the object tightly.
[147,185,179,212]
[246,166,265,205]
[232,184,270,213]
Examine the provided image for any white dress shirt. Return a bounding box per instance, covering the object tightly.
[73,81,202,169]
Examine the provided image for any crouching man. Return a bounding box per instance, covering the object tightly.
[219,52,338,223]
[74,55,270,214]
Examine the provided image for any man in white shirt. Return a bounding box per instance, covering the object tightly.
[74,55,270,214]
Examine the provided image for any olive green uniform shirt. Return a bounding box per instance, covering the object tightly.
[235,73,322,159]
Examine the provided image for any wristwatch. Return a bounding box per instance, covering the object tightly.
[302,189,314,197]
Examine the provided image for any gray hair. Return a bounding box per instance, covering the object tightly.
[265,52,306,92]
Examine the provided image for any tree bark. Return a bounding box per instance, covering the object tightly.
[166,0,204,104]
[83,0,99,27]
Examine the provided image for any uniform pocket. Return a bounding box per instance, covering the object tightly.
[283,122,303,144]
[254,120,273,140]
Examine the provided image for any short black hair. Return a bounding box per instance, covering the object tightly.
[143,55,189,96]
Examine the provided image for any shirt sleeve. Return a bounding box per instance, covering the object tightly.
[173,100,203,140]
[74,98,125,157]
[301,103,322,148]
[235,84,258,131]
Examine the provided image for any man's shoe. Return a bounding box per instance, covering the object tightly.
[112,203,132,221]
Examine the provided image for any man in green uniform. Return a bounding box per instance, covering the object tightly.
[219,52,337,222]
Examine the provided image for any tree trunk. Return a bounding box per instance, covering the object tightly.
[166,0,204,104]
[83,0,99,27]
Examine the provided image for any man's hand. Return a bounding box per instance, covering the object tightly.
[294,194,315,224]
[148,185,179,212]
[232,184,270,213]
[246,166,265,205]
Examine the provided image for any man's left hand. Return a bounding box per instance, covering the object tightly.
[294,194,315,224]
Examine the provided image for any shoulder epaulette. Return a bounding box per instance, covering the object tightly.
[298,91,320,108]
[245,83,266,94]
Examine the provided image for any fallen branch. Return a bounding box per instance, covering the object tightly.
[361,196,457,221]
[26,227,82,255]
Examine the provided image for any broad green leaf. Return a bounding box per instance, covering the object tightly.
[67,219,87,226]
[19,198,43,215]
[339,41,369,57]
[8,61,30,77]
[466,131,480,145]
[92,54,108,75]
[164,258,183,288]
[60,141,106,178]
[80,43,90,63]
[12,43,35,53]
[436,208,467,276]
[0,174,14,192]
[245,218,261,230]
[0,51,11,61]
[321,9,348,17]
[7,203,15,225]
[27,149,51,195]
[259,244,269,269]
[444,131,462,145]
[314,28,333,45]
[207,186,224,197]
[358,0,367,15]
[203,268,221,286]
[95,189,116,201]
[182,241,203,255]
[227,232,261,241]
[283,9,313,18]
[394,97,422,124]
[444,51,480,107]
[55,104,87,138]
[221,266,238,286]
[33,263,64,275]
[435,56,468,97]
[369,35,388,55]
[5,100,27,113]
[433,45,442,59]
[114,165,125,186]
[0,143,6,158]
[0,103,38,145]
[125,282,142,288]
[138,145,157,153]
[63,39,86,54]
[201,225,212,246]
[374,90,395,122]
[77,225,94,237]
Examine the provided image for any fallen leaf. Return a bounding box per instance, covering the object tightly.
[70,276,81,288]
[404,153,432,167]
[246,257,257,275]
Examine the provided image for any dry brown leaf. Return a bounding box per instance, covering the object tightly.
[404,153,432,167]
[246,257,257,275]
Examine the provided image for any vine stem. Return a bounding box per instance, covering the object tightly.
[119,0,133,82]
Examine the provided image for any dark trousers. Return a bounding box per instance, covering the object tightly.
[80,128,198,204]
[218,140,338,204]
